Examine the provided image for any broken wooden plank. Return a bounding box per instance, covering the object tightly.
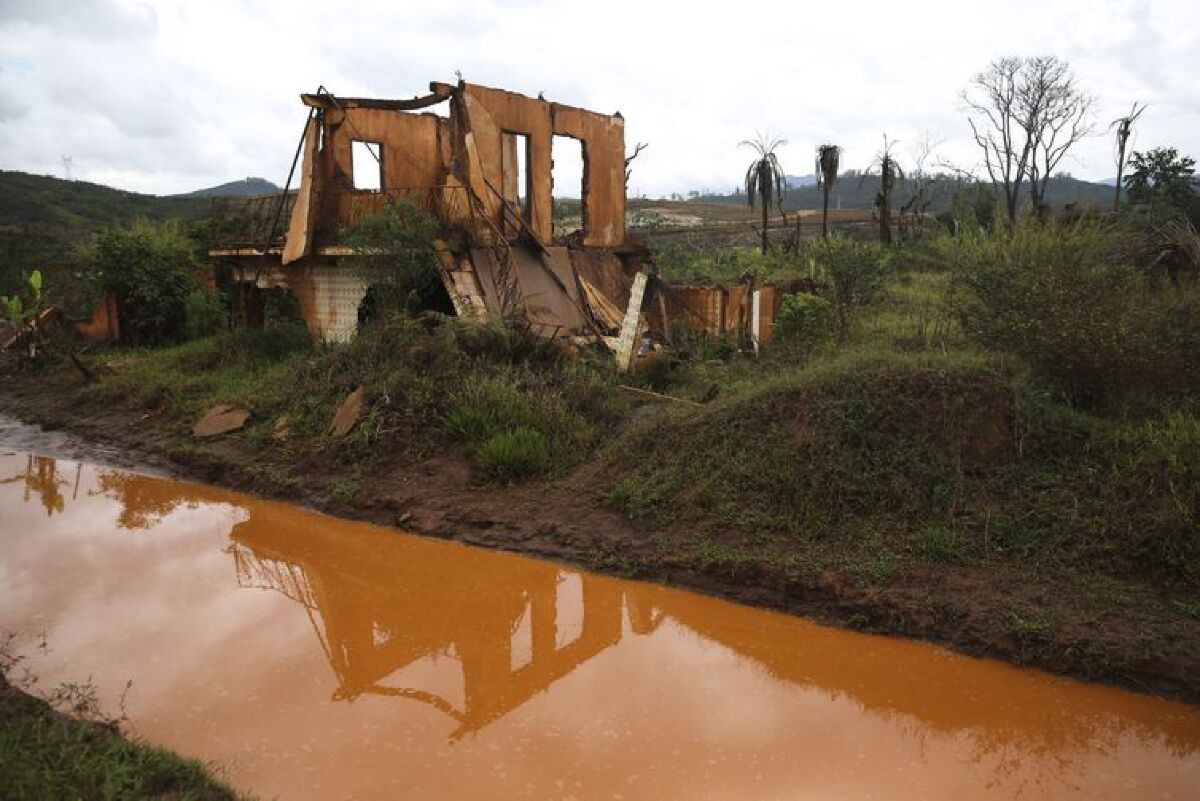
[614,271,648,371]
[330,386,365,437]
[194,405,250,438]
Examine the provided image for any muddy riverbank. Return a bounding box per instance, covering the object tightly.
[2,381,1198,707]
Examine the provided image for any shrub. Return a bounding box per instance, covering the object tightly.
[946,217,1200,410]
[445,369,610,480]
[183,288,227,340]
[773,293,833,353]
[477,427,552,480]
[806,235,889,339]
[340,198,441,318]
[78,219,198,346]
[446,375,542,443]
[912,524,970,564]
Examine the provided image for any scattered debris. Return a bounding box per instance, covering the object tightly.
[193,405,251,437]
[330,387,364,437]
[272,415,291,442]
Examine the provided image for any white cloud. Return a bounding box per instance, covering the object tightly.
[0,0,1196,196]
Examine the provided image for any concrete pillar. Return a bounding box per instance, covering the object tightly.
[290,264,369,344]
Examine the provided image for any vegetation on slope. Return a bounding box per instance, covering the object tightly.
[1,640,244,801]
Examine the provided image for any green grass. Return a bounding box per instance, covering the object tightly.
[66,314,624,481]
[476,427,552,480]
[0,676,242,801]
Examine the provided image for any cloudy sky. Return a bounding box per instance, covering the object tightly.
[1,0,1196,198]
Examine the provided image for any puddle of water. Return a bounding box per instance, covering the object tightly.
[0,412,166,476]
[1,451,1198,800]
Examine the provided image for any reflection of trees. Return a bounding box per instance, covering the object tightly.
[93,469,189,530]
[1,455,68,517]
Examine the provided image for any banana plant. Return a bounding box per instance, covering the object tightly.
[2,270,47,360]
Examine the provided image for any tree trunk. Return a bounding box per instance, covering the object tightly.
[822,186,830,238]
[1113,145,1126,211]
[879,189,892,245]
[760,194,769,254]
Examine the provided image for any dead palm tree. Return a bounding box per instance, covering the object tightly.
[862,135,904,245]
[1110,102,1147,211]
[816,144,841,238]
[741,134,787,254]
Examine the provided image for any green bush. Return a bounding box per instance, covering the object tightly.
[78,219,198,346]
[446,375,541,444]
[477,427,552,480]
[806,235,889,339]
[1114,411,1200,578]
[912,523,970,564]
[445,371,602,480]
[946,217,1200,410]
[183,288,227,340]
[341,198,441,319]
[773,293,833,353]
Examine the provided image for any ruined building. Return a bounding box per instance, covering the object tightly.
[211,81,779,365]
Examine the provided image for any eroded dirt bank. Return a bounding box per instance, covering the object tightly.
[1,382,1197,707]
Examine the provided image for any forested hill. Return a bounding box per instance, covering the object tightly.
[0,171,279,275]
[699,173,1116,212]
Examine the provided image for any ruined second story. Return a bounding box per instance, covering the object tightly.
[211,81,786,356]
[282,80,628,263]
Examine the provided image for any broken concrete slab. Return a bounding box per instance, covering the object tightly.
[330,387,365,437]
[194,405,251,437]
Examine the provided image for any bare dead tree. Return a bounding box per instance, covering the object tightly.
[1110,102,1147,211]
[962,56,1093,224]
[900,133,943,235]
[624,142,649,188]
[1023,57,1095,216]
[815,144,841,238]
[741,133,787,254]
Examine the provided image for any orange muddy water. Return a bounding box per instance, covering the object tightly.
[2,451,1199,800]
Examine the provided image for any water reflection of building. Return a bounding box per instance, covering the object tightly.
[23,454,1191,779]
[230,519,663,740]
[226,505,1200,772]
[0,454,72,516]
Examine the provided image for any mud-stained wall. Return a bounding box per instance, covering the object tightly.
[551,104,625,247]
[460,84,554,242]
[75,295,120,343]
[325,108,447,223]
